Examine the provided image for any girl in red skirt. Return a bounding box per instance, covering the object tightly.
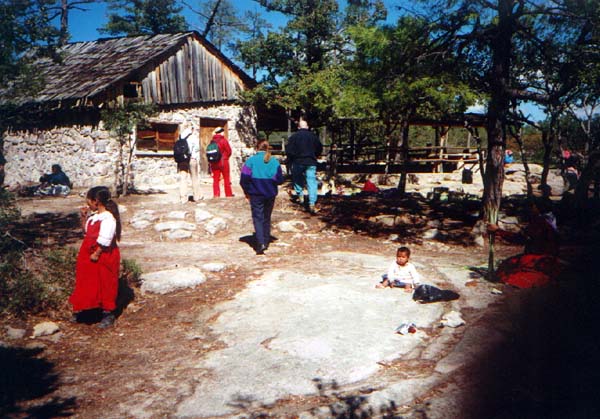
[69,186,121,328]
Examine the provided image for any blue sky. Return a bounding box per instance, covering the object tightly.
[67,1,545,121]
[68,0,403,42]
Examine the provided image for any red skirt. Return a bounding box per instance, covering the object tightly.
[69,221,120,311]
[496,253,560,289]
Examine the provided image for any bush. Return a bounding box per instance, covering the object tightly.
[0,248,77,318]
[121,258,143,287]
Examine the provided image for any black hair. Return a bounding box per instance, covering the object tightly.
[51,164,61,172]
[86,186,121,242]
[86,186,108,200]
[397,246,411,256]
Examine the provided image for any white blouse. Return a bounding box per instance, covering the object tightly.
[386,261,421,285]
[86,211,117,247]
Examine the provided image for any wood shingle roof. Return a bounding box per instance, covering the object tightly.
[11,31,254,107]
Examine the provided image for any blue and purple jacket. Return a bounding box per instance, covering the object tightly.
[240,151,283,198]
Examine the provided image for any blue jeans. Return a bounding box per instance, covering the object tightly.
[292,164,318,206]
[381,274,409,288]
[249,195,275,246]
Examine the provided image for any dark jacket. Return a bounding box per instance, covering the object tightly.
[285,129,323,166]
[41,171,71,186]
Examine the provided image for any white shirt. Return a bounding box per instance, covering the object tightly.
[86,211,117,247]
[386,261,421,285]
[187,132,200,160]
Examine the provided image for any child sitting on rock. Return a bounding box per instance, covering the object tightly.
[376,246,421,292]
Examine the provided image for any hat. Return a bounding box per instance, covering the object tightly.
[213,127,224,134]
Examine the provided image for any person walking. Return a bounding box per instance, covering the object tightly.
[209,127,234,198]
[240,139,283,255]
[176,127,202,203]
[69,186,121,328]
[285,119,323,214]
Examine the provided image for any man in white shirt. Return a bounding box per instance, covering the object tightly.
[178,126,203,203]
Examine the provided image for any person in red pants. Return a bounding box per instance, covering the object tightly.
[209,127,234,198]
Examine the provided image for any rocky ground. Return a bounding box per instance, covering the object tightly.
[2,169,600,419]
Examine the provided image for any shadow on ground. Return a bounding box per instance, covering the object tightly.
[315,192,481,245]
[0,346,76,418]
[453,241,600,419]
[11,212,81,248]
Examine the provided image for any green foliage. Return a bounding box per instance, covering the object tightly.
[0,191,76,316]
[100,0,188,36]
[239,0,341,121]
[0,243,77,317]
[0,189,20,228]
[345,17,480,132]
[101,102,157,142]
[0,0,60,116]
[232,8,273,79]
[121,258,143,287]
[344,0,387,27]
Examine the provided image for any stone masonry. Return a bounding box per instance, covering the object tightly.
[2,104,257,191]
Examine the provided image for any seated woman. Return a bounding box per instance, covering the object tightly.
[34,164,72,196]
[488,198,560,288]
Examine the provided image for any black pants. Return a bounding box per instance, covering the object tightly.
[249,195,275,247]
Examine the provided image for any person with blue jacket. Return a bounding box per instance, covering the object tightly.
[240,139,284,255]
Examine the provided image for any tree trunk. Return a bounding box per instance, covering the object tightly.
[574,150,600,223]
[60,0,69,46]
[123,136,136,196]
[397,120,409,193]
[540,131,553,192]
[513,128,533,198]
[202,0,223,39]
[482,0,514,280]
[384,119,392,177]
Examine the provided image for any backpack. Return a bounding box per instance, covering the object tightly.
[173,137,190,163]
[206,140,222,163]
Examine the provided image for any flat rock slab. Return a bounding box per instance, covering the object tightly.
[141,267,206,294]
[176,265,444,418]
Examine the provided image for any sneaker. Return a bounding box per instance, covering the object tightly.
[69,313,79,323]
[308,205,318,215]
[98,312,115,329]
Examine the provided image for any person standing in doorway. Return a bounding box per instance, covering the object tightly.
[209,127,233,198]
[176,127,202,203]
[285,119,323,214]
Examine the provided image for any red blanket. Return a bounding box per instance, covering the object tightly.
[496,253,561,288]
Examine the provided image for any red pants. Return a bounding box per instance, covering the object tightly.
[211,159,233,197]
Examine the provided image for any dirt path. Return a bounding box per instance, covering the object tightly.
[3,183,597,419]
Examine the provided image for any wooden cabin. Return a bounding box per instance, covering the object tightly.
[2,32,257,191]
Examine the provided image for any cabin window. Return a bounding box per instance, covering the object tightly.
[123,83,139,98]
[136,122,179,152]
